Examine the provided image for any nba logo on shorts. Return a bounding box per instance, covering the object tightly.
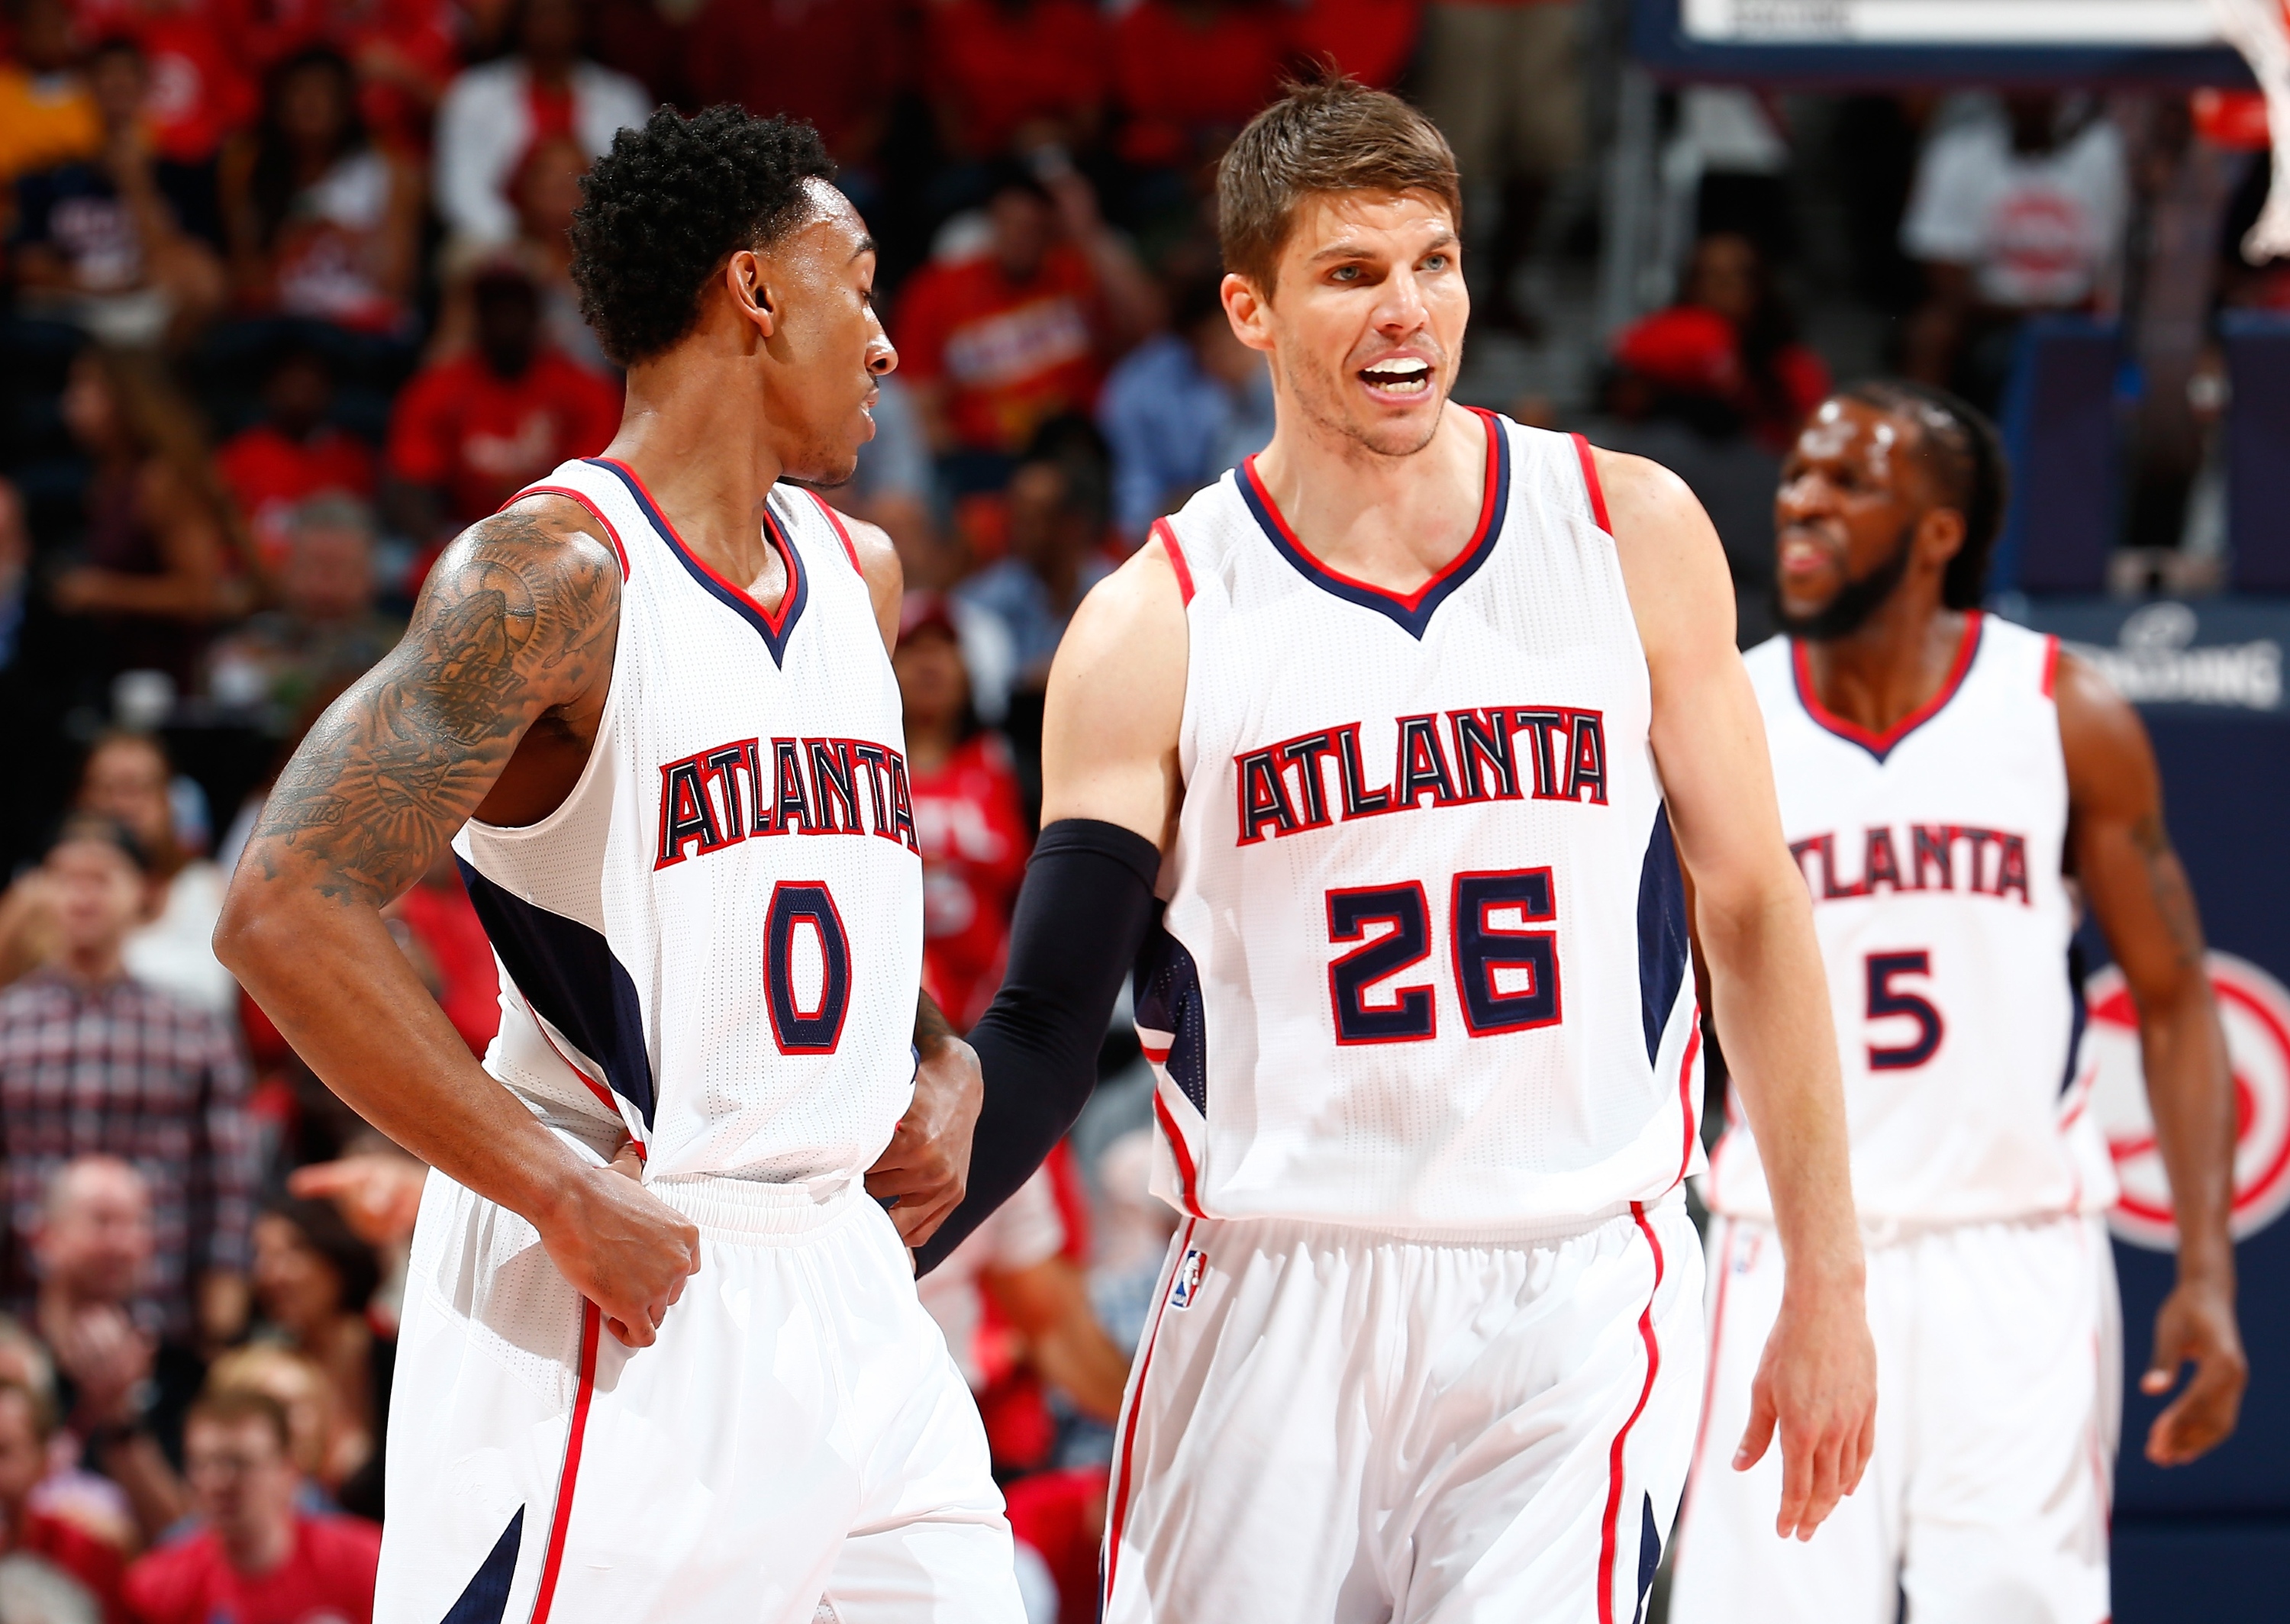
[1170,1248,1207,1310]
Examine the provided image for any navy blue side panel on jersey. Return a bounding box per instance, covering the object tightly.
[1135,923,1208,1115]
[1636,804,1688,1065]
[2059,941,2089,1095]
[439,1506,521,1624]
[458,859,658,1127]
[585,458,808,665]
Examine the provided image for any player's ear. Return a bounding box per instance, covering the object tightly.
[1917,504,1967,572]
[1223,272,1274,354]
[724,250,779,343]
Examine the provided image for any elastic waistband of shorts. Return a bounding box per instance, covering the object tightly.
[645,1173,874,1242]
[1195,1191,1687,1251]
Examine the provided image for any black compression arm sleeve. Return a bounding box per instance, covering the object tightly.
[914,817,1162,1275]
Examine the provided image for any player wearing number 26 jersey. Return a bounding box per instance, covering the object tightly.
[909,82,1874,1624]
[1670,383,2245,1624]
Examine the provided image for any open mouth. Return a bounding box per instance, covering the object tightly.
[1359,359,1434,397]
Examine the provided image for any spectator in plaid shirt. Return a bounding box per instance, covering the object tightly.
[0,817,256,1355]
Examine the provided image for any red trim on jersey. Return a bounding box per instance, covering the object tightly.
[594,456,803,638]
[531,1300,602,1624]
[1572,433,1612,535]
[1674,1017,1705,1187]
[1598,1202,1666,1624]
[1238,408,1501,614]
[1150,517,1195,606]
[2040,633,2062,699]
[508,484,631,580]
[1153,1089,1208,1219]
[525,991,620,1117]
[1104,1216,1196,1613]
[1792,611,1985,762]
[1672,1216,1737,1577]
[806,491,866,575]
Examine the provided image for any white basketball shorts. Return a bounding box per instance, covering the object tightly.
[1103,1195,1705,1624]
[374,1162,1024,1624]
[1668,1211,2119,1624]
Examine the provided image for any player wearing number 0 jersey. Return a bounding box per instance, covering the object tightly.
[913,81,1876,1624]
[219,108,1022,1624]
[1670,384,2246,1624]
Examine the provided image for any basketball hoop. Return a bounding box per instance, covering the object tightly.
[2213,0,2290,261]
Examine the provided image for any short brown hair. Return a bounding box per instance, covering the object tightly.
[186,1387,292,1455]
[1217,77,1463,294]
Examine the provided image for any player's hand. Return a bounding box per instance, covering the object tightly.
[866,1035,982,1246]
[1737,1275,1878,1541]
[2141,1272,2246,1465]
[538,1142,701,1349]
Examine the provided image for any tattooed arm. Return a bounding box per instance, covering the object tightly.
[2059,651,2245,1463]
[214,495,701,1348]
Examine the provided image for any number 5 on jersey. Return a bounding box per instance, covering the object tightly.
[1324,870,1563,1045]
[1865,949,1943,1069]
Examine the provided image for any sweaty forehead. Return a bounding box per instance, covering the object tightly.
[1795,398,1914,486]
[772,180,870,264]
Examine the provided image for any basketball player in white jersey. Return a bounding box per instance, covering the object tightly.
[914,80,1877,1623]
[215,107,1024,1623]
[1669,382,2247,1624]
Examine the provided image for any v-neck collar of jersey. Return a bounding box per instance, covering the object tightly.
[1792,611,1985,764]
[588,457,808,665]
[1236,407,1509,640]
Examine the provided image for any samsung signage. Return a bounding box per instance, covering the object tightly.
[2011,598,2289,716]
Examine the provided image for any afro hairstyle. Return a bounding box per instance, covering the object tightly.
[569,105,836,368]
[1840,379,2011,610]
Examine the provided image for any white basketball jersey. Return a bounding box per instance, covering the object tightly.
[452,458,923,1188]
[1708,614,2114,1226]
[1134,411,1703,1234]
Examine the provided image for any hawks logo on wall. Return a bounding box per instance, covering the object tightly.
[2083,951,2290,1250]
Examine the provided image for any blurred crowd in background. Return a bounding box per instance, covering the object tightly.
[0,1,2282,1620]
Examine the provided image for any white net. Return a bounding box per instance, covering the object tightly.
[2213,0,2290,261]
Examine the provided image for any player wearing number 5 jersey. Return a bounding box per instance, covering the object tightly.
[914,80,1876,1624]
[218,108,1024,1624]
[1670,384,2246,1624]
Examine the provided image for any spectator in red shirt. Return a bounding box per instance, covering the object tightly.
[1111,0,1291,171]
[216,48,424,336]
[384,262,620,543]
[895,160,1157,469]
[236,0,459,156]
[72,0,256,165]
[924,0,1107,163]
[686,0,902,170]
[215,344,379,572]
[121,1388,379,1624]
[1287,0,1423,90]
[896,592,1028,1032]
[0,1378,126,1622]
[1608,230,1830,451]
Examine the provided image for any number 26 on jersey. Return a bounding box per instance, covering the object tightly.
[1325,869,1563,1044]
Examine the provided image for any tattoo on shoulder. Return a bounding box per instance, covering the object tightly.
[247,504,619,904]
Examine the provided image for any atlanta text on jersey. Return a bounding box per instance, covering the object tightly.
[1787,823,2034,906]
[656,734,920,868]
[1233,706,1610,846]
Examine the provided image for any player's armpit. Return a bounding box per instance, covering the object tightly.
[234,493,622,908]
[2056,652,2246,1464]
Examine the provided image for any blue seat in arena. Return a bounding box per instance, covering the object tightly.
[2221,310,2290,594]
[1989,315,2122,597]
